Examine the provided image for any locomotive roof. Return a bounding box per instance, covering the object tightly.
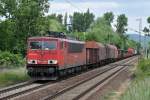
[28,36,85,44]
[28,36,58,40]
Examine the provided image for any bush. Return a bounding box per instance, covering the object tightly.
[0,68,29,87]
[120,78,150,100]
[120,58,150,100]
[139,59,150,72]
[136,58,150,76]
[0,51,25,68]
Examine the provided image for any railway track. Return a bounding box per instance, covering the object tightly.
[0,81,34,94]
[0,81,54,100]
[42,56,137,100]
[0,56,137,100]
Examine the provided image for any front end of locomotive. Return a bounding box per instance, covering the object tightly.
[26,37,59,80]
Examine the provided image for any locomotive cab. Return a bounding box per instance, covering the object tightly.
[27,37,60,80]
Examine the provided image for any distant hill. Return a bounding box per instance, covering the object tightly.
[127,33,150,47]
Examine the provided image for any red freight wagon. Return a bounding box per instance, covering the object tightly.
[97,43,107,62]
[85,41,108,66]
[106,44,118,62]
[85,41,100,65]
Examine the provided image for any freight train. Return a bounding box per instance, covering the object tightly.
[26,31,136,80]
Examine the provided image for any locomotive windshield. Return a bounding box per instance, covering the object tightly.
[29,41,57,50]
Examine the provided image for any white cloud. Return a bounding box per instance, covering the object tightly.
[77,2,120,9]
[48,1,120,15]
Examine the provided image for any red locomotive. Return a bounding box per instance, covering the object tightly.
[26,31,135,80]
[27,32,86,80]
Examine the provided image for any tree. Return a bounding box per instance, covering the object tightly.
[147,17,150,33]
[115,14,128,49]
[46,19,64,32]
[15,0,49,54]
[122,34,129,49]
[0,20,15,51]
[69,15,73,32]
[143,27,150,34]
[115,14,128,36]
[64,12,68,29]
[72,9,94,32]
[103,12,114,26]
[72,12,84,32]
[0,0,18,19]
[57,14,63,24]
[147,17,150,24]
[83,9,94,31]
[0,0,50,55]
[47,14,57,19]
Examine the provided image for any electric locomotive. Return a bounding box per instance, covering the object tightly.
[26,31,86,80]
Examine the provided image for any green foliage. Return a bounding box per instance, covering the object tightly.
[0,0,49,55]
[115,14,128,49]
[69,32,86,41]
[71,9,94,32]
[120,78,150,100]
[0,0,66,56]
[85,16,137,49]
[0,68,29,87]
[47,14,63,24]
[0,51,25,68]
[126,39,138,49]
[120,58,150,100]
[64,12,68,29]
[115,14,128,35]
[0,19,16,51]
[57,14,63,24]
[86,17,121,45]
[86,32,99,41]
[147,17,150,24]
[136,58,150,76]
[143,27,150,33]
[47,19,65,32]
[103,12,114,26]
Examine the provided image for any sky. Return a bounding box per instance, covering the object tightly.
[48,0,150,34]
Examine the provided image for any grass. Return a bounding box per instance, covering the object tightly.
[101,91,116,100]
[120,78,150,100]
[119,58,150,100]
[0,68,30,88]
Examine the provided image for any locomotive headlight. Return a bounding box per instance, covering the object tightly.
[28,60,37,64]
[48,60,58,64]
